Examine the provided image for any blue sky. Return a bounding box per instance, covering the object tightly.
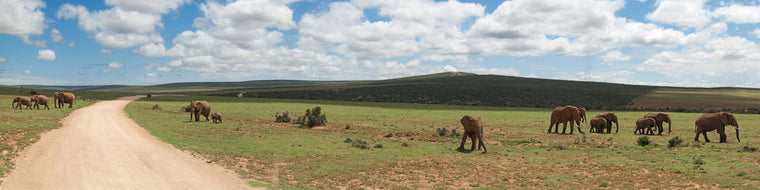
[2,0,760,87]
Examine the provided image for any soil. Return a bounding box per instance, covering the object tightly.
[0,96,258,189]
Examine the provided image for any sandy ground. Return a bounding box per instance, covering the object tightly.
[1,96,257,190]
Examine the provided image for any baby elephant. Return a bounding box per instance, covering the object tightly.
[635,117,656,135]
[589,117,607,133]
[458,115,487,153]
[211,112,223,124]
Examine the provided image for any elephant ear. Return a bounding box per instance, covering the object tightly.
[720,113,730,125]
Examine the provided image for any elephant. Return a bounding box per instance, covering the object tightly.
[695,112,739,143]
[595,112,619,133]
[635,117,656,135]
[211,112,223,124]
[458,115,487,153]
[146,92,152,99]
[30,95,50,110]
[644,113,671,135]
[12,96,32,109]
[54,92,76,108]
[589,117,607,133]
[189,100,211,122]
[578,107,587,122]
[548,105,586,134]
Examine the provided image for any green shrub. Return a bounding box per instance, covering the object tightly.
[351,139,369,149]
[693,157,705,165]
[374,144,384,148]
[384,133,393,138]
[345,124,350,130]
[738,171,748,177]
[667,136,683,148]
[436,127,449,136]
[742,146,758,152]
[401,142,409,147]
[183,105,192,112]
[344,138,353,143]
[637,136,651,146]
[297,107,327,128]
[275,111,291,123]
[151,104,161,110]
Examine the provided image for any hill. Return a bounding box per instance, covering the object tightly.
[205,72,657,110]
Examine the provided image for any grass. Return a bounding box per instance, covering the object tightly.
[125,95,760,189]
[633,88,760,110]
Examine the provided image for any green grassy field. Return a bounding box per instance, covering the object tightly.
[126,96,760,189]
[633,88,760,111]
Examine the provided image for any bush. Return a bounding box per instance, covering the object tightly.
[275,111,291,123]
[351,139,369,149]
[183,105,192,112]
[344,138,353,143]
[384,133,393,138]
[668,136,683,148]
[742,146,758,152]
[374,144,384,148]
[401,142,409,147]
[637,136,651,146]
[738,171,748,177]
[436,127,449,136]
[297,107,327,128]
[693,157,705,165]
[151,104,162,110]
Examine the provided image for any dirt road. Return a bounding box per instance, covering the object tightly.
[1,96,256,189]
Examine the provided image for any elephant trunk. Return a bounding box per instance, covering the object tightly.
[668,122,672,134]
[614,121,619,133]
[735,127,740,142]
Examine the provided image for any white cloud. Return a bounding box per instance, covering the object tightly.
[51,28,63,42]
[109,62,124,68]
[713,4,760,24]
[298,0,484,59]
[145,72,159,77]
[56,2,178,48]
[601,50,631,62]
[466,0,689,57]
[753,29,760,39]
[135,43,166,57]
[646,0,711,28]
[105,0,189,14]
[0,0,47,44]
[0,57,6,63]
[639,36,760,87]
[24,70,31,74]
[35,49,56,61]
[578,70,634,81]
[101,49,113,55]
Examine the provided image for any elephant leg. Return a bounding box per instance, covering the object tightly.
[702,131,710,142]
[458,133,468,150]
[658,125,664,135]
[470,134,477,151]
[478,136,487,153]
[718,128,727,143]
[694,131,700,141]
[561,122,568,134]
[548,123,554,133]
[569,122,574,134]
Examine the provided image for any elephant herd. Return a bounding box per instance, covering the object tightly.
[11,92,76,110]
[546,105,740,143]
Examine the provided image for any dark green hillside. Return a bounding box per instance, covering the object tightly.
[232,73,656,109]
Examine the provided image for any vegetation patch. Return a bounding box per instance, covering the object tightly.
[275,111,291,123]
[295,106,327,128]
[667,136,683,148]
[637,136,651,147]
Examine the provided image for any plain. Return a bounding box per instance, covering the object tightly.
[125,95,760,189]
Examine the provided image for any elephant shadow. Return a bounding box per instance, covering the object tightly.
[455,148,475,153]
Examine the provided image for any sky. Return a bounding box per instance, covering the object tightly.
[2,0,760,87]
